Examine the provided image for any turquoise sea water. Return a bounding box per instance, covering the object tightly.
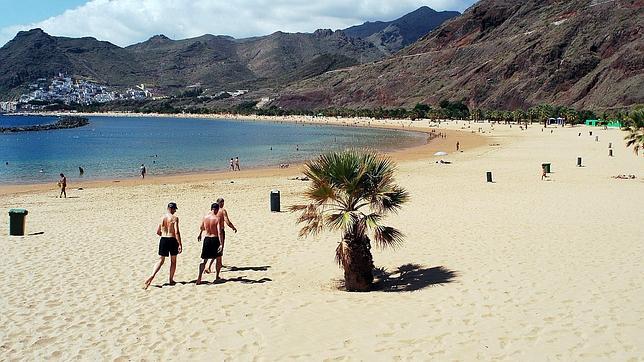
[0,115,426,184]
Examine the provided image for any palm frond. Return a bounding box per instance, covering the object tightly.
[326,211,358,232]
[292,204,325,237]
[363,213,383,230]
[370,185,410,214]
[335,240,350,267]
[304,180,336,205]
[373,226,405,249]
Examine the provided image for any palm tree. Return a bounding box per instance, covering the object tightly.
[290,150,409,292]
[623,109,644,156]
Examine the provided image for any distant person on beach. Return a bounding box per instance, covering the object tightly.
[140,164,146,179]
[541,166,547,180]
[456,141,460,151]
[58,173,67,198]
[230,158,234,171]
[205,197,238,277]
[79,166,84,176]
[196,203,223,284]
[234,157,240,171]
[144,202,182,289]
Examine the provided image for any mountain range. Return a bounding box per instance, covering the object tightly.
[343,6,460,54]
[1,1,642,111]
[0,7,459,99]
[277,0,643,110]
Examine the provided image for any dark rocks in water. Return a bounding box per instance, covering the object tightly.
[0,116,89,133]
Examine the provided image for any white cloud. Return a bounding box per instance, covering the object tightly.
[0,0,473,47]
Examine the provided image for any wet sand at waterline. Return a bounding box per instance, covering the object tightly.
[0,119,642,360]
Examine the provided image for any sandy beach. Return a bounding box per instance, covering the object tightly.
[1,118,642,360]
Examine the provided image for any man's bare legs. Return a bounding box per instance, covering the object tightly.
[215,256,223,280]
[197,259,211,285]
[206,259,215,273]
[205,236,223,273]
[144,256,165,289]
[169,255,177,285]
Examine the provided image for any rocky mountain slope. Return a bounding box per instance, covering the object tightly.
[0,28,383,98]
[278,0,643,111]
[343,6,460,54]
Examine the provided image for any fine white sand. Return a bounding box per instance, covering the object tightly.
[0,119,642,360]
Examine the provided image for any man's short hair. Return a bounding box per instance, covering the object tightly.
[216,197,224,203]
[211,203,220,211]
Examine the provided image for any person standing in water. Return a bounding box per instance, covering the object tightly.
[205,197,237,277]
[196,203,223,284]
[234,157,240,171]
[58,173,67,198]
[144,202,182,289]
[229,158,234,171]
[140,164,146,179]
[79,166,84,176]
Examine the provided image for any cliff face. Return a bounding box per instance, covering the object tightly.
[277,0,644,110]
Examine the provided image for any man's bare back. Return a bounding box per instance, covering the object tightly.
[201,212,221,238]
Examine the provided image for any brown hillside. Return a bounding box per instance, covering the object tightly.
[276,0,644,110]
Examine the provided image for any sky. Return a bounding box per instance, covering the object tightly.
[0,0,477,47]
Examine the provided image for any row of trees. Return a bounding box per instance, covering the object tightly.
[66,97,639,127]
[240,102,612,125]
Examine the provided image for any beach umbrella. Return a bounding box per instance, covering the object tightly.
[434,151,448,156]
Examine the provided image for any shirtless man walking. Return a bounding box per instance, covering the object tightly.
[144,202,182,289]
[197,203,223,284]
[205,197,237,276]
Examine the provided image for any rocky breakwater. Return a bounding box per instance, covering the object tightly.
[0,116,89,133]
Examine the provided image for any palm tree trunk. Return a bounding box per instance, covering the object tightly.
[341,234,374,292]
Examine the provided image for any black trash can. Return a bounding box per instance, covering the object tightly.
[486,172,493,183]
[9,209,28,236]
[577,157,582,167]
[541,163,551,174]
[270,190,280,212]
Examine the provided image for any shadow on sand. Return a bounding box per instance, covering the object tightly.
[154,277,272,288]
[226,265,271,272]
[152,265,272,288]
[373,263,458,292]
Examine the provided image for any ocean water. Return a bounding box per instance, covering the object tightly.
[0,115,427,184]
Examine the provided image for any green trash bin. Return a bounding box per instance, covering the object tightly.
[541,163,551,174]
[9,209,28,236]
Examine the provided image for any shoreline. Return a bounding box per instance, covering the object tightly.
[0,112,488,195]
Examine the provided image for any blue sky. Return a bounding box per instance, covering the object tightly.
[0,0,477,47]
[0,0,87,28]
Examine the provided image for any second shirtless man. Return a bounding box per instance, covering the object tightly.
[205,197,237,277]
[196,203,223,284]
